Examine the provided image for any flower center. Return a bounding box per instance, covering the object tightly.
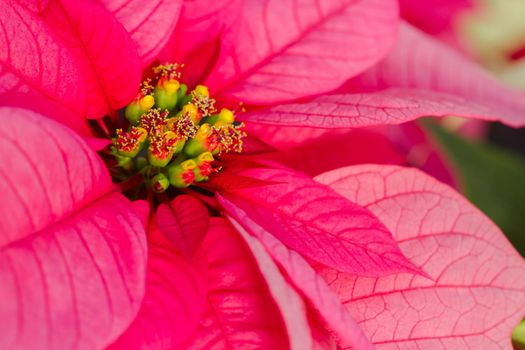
[111,63,246,193]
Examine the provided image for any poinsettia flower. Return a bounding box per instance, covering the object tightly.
[1,1,525,350]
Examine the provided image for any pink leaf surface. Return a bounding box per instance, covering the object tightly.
[248,122,457,189]
[245,123,340,150]
[41,0,142,118]
[315,165,525,349]
[16,0,50,13]
[129,199,150,227]
[176,218,292,350]
[226,213,373,350]
[390,122,459,188]
[98,0,183,67]
[399,0,473,35]
[0,91,91,136]
[109,224,207,350]
[0,0,85,117]
[161,0,243,86]
[83,137,111,151]
[218,168,420,276]
[156,195,209,259]
[243,88,524,128]
[0,108,147,350]
[308,307,338,350]
[233,218,314,350]
[202,171,278,192]
[347,23,525,127]
[211,0,399,105]
[255,128,406,176]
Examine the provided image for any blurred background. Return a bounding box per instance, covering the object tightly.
[399,1,525,347]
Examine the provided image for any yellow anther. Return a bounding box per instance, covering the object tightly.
[198,152,214,162]
[153,63,182,80]
[181,159,197,170]
[220,108,234,122]
[139,95,155,110]
[162,79,180,93]
[182,103,198,117]
[216,108,235,126]
[196,123,212,138]
[166,113,197,139]
[194,84,209,97]
[140,79,154,95]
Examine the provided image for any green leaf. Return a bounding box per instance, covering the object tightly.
[423,121,525,256]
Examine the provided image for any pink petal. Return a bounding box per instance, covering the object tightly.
[218,168,420,276]
[0,1,86,117]
[246,116,458,188]
[83,137,111,151]
[0,108,147,349]
[201,158,282,191]
[390,122,459,188]
[256,128,406,176]
[243,88,525,128]
[0,91,90,136]
[160,0,243,86]
[233,219,314,350]
[41,0,142,118]
[399,0,473,35]
[98,0,183,67]
[156,195,210,259]
[16,0,50,13]
[226,214,373,350]
[245,123,343,150]
[248,121,457,188]
[176,218,293,349]
[308,308,338,350]
[347,23,525,127]
[315,165,525,349]
[109,224,207,349]
[130,199,150,227]
[210,0,399,105]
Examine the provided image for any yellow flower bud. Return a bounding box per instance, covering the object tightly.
[194,84,209,97]
[139,95,155,110]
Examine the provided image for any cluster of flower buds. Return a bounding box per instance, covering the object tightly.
[112,63,246,192]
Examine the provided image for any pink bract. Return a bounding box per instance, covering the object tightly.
[399,0,473,36]
[1,0,524,349]
[316,165,525,349]
[218,168,422,276]
[0,108,146,349]
[156,195,210,259]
